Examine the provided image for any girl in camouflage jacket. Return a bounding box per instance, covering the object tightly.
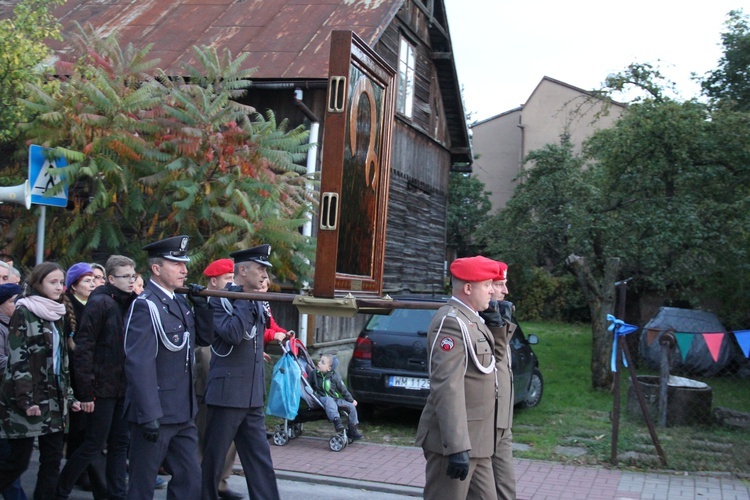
[0,262,81,499]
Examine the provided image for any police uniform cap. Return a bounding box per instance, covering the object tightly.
[230,244,272,267]
[450,256,498,282]
[142,235,190,262]
[203,258,235,277]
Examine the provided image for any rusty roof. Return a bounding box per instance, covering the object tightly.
[36,0,404,79]
[0,0,472,164]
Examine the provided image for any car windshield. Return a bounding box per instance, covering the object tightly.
[365,308,437,334]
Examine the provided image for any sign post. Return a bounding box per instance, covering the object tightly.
[28,145,68,264]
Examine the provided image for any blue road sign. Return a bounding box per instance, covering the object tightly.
[28,145,68,207]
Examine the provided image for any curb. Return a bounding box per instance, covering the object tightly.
[274,469,423,497]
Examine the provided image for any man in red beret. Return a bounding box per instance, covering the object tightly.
[194,259,244,500]
[470,260,516,500]
[416,255,498,499]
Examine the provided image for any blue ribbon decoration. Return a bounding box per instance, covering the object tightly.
[607,314,639,372]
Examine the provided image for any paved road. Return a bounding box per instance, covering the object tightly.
[17,450,417,499]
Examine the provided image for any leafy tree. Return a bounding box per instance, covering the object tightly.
[446,172,492,257]
[7,25,316,285]
[0,0,63,144]
[482,61,750,388]
[701,9,750,111]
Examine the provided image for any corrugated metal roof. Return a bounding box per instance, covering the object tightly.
[41,0,403,79]
[0,0,472,164]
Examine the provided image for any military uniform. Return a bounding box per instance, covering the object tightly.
[201,245,280,500]
[470,319,516,500]
[416,297,497,499]
[123,236,212,500]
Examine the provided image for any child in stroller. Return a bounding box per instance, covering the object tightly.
[310,354,364,441]
[270,340,362,451]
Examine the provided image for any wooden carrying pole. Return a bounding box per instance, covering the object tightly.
[173,287,443,315]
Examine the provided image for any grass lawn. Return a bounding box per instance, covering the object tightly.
[266,321,750,474]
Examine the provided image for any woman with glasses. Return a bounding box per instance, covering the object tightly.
[90,263,106,289]
[56,255,138,500]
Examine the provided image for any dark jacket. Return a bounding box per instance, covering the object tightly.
[123,281,213,425]
[310,368,354,403]
[205,297,266,409]
[73,283,136,401]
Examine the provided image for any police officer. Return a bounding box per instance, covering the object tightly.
[201,244,280,500]
[415,255,498,499]
[123,235,213,499]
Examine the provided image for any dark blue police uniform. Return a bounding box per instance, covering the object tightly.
[201,245,280,500]
[123,236,212,500]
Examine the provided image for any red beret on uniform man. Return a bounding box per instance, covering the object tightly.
[203,258,234,277]
[449,255,498,282]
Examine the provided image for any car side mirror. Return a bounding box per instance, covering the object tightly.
[527,334,539,345]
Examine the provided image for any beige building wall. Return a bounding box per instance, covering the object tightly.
[471,76,626,212]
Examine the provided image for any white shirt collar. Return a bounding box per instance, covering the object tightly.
[149,279,175,300]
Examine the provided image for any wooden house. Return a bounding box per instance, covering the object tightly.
[0,0,471,352]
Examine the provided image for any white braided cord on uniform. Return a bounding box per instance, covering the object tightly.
[210,299,256,357]
[123,295,189,367]
[428,309,496,377]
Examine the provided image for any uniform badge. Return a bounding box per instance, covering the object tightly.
[440,337,455,351]
[173,334,180,343]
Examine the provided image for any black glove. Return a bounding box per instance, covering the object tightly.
[479,300,504,328]
[141,419,160,443]
[226,284,244,293]
[446,451,470,481]
[187,283,208,309]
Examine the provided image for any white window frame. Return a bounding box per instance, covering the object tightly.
[397,36,415,118]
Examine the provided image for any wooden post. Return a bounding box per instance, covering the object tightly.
[610,280,627,465]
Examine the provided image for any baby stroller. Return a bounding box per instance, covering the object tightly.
[269,338,353,452]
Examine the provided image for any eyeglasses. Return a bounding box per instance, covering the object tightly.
[112,274,137,282]
[93,275,105,281]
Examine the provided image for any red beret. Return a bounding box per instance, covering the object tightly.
[450,256,498,282]
[203,258,234,277]
[495,261,508,281]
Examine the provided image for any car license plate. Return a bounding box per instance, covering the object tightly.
[388,376,430,390]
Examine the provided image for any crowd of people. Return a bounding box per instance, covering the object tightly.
[0,244,520,500]
[0,238,298,500]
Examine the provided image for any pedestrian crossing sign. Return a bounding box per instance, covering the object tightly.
[28,145,68,207]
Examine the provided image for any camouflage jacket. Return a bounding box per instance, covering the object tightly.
[0,305,75,438]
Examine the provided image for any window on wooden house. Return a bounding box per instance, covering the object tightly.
[397,36,416,118]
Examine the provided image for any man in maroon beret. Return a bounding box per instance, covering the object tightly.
[416,255,498,499]
[470,260,516,500]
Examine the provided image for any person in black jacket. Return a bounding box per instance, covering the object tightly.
[55,255,138,500]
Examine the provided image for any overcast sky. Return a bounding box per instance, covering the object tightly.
[443,0,742,122]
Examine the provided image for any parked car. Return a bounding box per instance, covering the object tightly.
[348,296,543,416]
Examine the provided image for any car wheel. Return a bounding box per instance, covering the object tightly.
[518,368,543,409]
